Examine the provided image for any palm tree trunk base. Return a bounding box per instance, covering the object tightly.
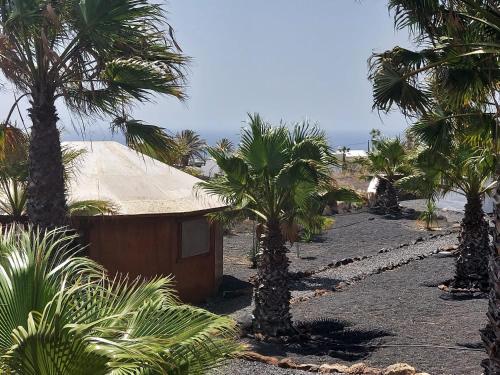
[454,198,490,293]
[371,178,401,216]
[440,279,488,295]
[252,221,294,337]
[481,212,500,375]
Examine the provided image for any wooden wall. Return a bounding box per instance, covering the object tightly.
[72,214,223,303]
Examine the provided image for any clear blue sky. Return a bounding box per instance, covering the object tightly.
[0,0,413,149]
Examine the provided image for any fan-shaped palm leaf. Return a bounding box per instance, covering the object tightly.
[0,226,241,374]
[199,113,333,337]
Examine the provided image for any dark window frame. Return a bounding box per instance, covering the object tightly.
[176,216,213,262]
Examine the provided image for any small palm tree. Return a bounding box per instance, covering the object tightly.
[0,1,188,229]
[419,199,438,230]
[174,130,207,167]
[199,114,333,337]
[366,137,410,214]
[399,119,495,291]
[0,226,240,374]
[337,146,350,171]
[215,138,235,154]
[0,124,29,219]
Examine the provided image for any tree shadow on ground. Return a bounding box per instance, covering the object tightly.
[420,280,487,301]
[439,292,487,301]
[457,342,483,350]
[249,318,392,361]
[202,275,253,315]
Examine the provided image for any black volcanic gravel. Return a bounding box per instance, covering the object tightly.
[209,207,485,375]
[288,255,486,375]
[223,210,452,284]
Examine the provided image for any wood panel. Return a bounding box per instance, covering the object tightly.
[72,214,220,303]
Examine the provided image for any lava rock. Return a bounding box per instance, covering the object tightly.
[382,363,416,375]
[296,363,320,372]
[318,363,349,373]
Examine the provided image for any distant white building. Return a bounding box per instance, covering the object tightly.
[200,158,221,178]
[333,149,368,159]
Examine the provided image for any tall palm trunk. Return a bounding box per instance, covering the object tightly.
[454,194,489,291]
[26,89,68,230]
[373,177,400,215]
[482,176,500,374]
[253,219,294,337]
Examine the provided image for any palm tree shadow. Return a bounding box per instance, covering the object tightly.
[250,318,393,361]
[439,292,487,301]
[457,341,483,350]
[202,275,253,315]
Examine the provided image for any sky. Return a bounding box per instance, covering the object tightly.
[0,0,415,150]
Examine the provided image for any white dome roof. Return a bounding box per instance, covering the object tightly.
[64,141,225,215]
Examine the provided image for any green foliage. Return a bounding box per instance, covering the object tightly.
[172,130,207,167]
[0,0,187,157]
[207,208,251,234]
[0,226,240,374]
[300,216,334,243]
[68,200,119,216]
[215,138,235,154]
[140,129,208,169]
[112,117,176,161]
[419,199,438,230]
[397,114,495,200]
[370,1,499,118]
[0,124,118,218]
[199,113,333,241]
[371,1,498,205]
[0,124,29,218]
[366,137,412,182]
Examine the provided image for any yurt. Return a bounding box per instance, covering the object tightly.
[65,141,225,303]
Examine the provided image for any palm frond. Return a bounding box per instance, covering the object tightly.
[0,226,241,374]
[111,116,175,162]
[200,113,334,225]
[68,200,119,216]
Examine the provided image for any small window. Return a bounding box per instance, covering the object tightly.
[181,218,210,258]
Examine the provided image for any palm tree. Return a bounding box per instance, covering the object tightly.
[0,124,29,220]
[215,137,235,154]
[399,119,495,291]
[369,1,500,372]
[337,145,350,170]
[0,1,187,229]
[174,130,207,167]
[199,114,333,337]
[0,225,240,374]
[0,123,116,219]
[366,137,410,214]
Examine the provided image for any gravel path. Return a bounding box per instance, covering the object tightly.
[206,207,480,375]
[216,252,486,375]
[287,255,486,375]
[291,233,455,299]
[211,233,457,323]
[223,210,455,284]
